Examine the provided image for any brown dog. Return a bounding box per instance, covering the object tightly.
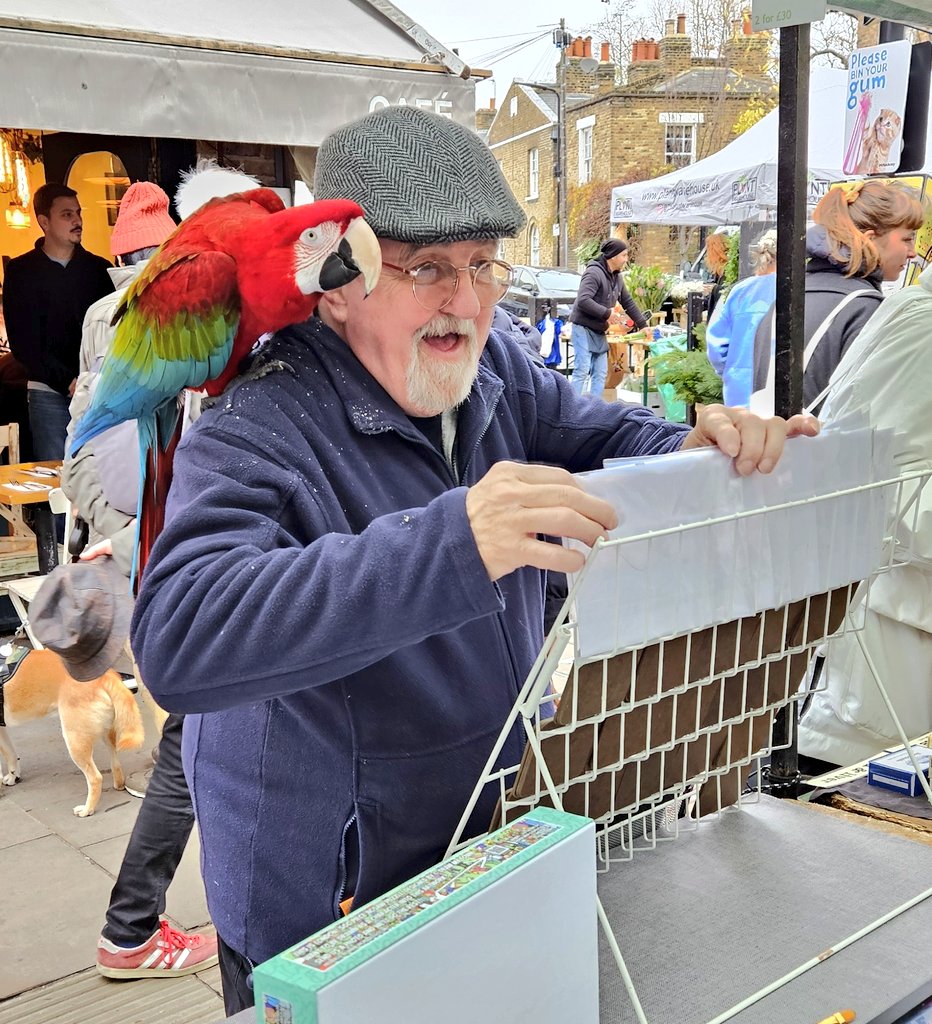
[0,649,144,817]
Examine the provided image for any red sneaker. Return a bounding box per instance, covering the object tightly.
[96,920,219,979]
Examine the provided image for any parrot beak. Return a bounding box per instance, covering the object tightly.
[319,217,381,295]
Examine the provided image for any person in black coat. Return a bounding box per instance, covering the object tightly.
[2,183,113,461]
[568,238,648,397]
[752,179,923,414]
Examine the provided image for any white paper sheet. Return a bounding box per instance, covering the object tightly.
[567,418,896,659]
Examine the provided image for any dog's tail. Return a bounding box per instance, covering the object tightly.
[101,672,145,752]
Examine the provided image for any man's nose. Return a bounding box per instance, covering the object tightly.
[442,268,481,317]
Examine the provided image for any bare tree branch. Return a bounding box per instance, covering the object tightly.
[810,47,850,66]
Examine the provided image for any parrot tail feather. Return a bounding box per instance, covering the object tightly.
[132,412,182,591]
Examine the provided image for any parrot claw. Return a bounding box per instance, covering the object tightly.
[201,358,295,409]
[240,358,294,383]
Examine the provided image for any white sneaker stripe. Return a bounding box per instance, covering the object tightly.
[140,949,163,969]
[172,947,191,971]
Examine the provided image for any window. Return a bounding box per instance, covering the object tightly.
[665,124,696,168]
[528,148,539,199]
[529,223,540,266]
[510,96,518,117]
[578,126,593,184]
[575,115,595,184]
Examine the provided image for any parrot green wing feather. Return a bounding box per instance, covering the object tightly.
[70,250,241,454]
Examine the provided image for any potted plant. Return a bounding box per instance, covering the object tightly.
[650,322,723,418]
[623,264,674,321]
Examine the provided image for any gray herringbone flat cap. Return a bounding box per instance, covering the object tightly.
[313,106,525,244]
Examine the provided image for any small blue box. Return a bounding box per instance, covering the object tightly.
[868,746,932,798]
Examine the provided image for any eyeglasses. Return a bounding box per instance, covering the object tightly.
[382,258,514,311]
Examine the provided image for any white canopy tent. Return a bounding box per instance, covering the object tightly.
[0,0,477,145]
[610,69,847,226]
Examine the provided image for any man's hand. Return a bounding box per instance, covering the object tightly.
[466,462,618,581]
[79,538,113,560]
[68,378,77,397]
[681,405,820,475]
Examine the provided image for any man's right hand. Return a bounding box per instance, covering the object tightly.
[465,462,618,582]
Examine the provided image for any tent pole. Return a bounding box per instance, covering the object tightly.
[766,22,810,799]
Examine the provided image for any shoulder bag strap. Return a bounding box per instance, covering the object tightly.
[757,288,876,415]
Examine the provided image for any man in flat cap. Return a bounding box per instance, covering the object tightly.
[131,105,818,1012]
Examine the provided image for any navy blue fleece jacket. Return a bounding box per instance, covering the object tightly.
[131,317,689,965]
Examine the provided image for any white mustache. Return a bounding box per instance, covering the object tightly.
[414,314,477,346]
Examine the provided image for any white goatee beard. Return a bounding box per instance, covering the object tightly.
[405,313,480,416]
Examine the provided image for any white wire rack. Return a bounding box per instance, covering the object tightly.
[447,460,932,1024]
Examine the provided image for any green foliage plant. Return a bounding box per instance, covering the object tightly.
[651,321,723,406]
[575,239,601,265]
[723,231,740,288]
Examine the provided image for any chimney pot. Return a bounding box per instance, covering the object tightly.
[676,12,686,34]
[583,36,592,58]
[600,41,610,62]
[665,18,675,36]
[574,36,585,57]
[489,98,495,109]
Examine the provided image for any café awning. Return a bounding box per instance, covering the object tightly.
[0,0,479,144]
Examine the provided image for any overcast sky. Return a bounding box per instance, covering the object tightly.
[396,1,618,108]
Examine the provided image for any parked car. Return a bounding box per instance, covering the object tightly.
[499,266,582,323]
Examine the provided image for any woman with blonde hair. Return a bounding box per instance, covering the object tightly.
[752,179,923,413]
[707,229,777,406]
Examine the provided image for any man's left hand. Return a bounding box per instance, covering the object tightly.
[680,405,820,476]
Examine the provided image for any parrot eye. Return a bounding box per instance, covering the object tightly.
[299,228,319,245]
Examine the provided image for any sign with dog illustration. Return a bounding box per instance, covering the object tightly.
[843,40,912,176]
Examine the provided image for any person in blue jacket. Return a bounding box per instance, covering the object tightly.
[706,229,777,407]
[130,105,819,1016]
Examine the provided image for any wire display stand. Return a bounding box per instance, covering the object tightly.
[448,459,932,1024]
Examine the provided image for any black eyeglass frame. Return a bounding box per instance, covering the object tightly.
[381,258,515,310]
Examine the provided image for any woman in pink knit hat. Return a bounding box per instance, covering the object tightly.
[108,181,177,263]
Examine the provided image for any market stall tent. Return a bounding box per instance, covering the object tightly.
[610,69,847,226]
[0,0,478,145]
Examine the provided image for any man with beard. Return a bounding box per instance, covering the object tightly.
[3,184,113,460]
[131,106,818,1015]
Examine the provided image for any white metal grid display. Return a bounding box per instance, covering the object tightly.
[448,431,932,1024]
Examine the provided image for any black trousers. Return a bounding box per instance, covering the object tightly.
[218,935,256,1016]
[101,714,195,945]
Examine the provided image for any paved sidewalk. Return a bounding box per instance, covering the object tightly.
[0,682,224,1024]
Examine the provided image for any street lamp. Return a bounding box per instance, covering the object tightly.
[534,22,572,267]
[539,21,597,268]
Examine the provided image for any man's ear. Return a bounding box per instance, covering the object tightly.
[318,287,350,329]
[36,214,50,235]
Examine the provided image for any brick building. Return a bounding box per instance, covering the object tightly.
[487,19,775,271]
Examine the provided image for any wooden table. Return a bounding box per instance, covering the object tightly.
[0,460,62,574]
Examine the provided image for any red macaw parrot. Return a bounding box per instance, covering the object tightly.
[70,187,381,581]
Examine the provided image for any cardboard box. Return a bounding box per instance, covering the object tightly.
[252,807,598,1024]
[868,746,932,798]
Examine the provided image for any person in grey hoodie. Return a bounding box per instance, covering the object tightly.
[568,238,648,397]
[752,179,922,413]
